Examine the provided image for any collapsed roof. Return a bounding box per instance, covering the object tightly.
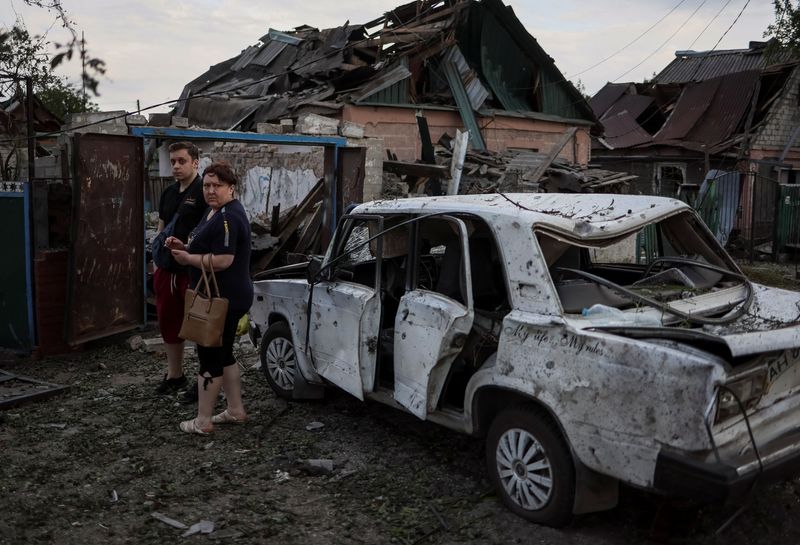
[173,0,596,131]
[590,41,799,153]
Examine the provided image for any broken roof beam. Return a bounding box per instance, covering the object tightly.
[525,127,579,185]
[352,64,412,103]
[383,160,449,178]
[442,60,486,151]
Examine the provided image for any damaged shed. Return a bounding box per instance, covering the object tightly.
[590,41,800,256]
[174,0,597,167]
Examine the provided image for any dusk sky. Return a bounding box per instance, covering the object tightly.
[1,0,776,114]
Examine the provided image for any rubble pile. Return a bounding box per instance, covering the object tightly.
[436,147,637,195]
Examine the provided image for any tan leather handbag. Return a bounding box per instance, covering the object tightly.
[179,254,229,347]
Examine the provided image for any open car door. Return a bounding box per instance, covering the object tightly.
[393,216,474,419]
[308,215,383,400]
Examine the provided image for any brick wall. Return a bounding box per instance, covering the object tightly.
[752,66,800,152]
[347,136,384,202]
[341,104,592,166]
[34,249,76,357]
[199,141,325,178]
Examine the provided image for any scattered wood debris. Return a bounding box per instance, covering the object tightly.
[435,146,637,195]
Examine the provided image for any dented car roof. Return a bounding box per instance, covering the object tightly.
[356,193,691,240]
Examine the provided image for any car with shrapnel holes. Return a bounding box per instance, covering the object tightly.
[248,193,800,527]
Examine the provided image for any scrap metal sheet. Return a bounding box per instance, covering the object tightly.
[66,133,145,345]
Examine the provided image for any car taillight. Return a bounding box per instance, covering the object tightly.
[715,368,768,423]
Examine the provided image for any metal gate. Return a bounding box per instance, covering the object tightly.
[65,133,145,344]
[777,184,800,253]
[0,181,34,351]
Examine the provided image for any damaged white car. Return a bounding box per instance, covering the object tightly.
[248,193,800,527]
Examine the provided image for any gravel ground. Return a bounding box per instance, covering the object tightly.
[1,327,800,544]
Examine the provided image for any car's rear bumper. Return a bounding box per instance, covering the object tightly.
[653,431,800,502]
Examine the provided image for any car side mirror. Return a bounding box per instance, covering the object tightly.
[307,255,324,283]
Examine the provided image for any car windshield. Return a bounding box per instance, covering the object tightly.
[537,210,751,325]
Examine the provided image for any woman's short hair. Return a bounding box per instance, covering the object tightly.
[203,161,238,185]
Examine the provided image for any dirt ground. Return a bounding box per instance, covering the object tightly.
[2,264,800,545]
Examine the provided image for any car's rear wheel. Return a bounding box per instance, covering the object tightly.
[486,407,575,527]
[260,322,297,399]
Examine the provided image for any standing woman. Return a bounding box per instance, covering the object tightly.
[166,161,253,434]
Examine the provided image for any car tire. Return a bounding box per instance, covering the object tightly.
[260,322,297,399]
[486,406,575,527]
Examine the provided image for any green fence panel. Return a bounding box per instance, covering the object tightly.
[0,182,34,351]
[635,224,659,265]
[778,185,800,251]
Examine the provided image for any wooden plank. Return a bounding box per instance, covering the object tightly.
[270,204,280,235]
[383,160,448,178]
[447,129,469,195]
[255,180,324,272]
[295,204,323,254]
[526,127,579,185]
[587,175,638,188]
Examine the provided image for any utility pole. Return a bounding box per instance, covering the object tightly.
[25,77,35,183]
[81,31,87,109]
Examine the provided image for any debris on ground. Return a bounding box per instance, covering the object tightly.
[1,330,799,544]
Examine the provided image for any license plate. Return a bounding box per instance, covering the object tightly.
[766,348,800,383]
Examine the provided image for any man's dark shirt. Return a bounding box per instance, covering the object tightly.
[158,174,205,243]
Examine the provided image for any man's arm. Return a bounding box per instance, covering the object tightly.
[156,219,165,234]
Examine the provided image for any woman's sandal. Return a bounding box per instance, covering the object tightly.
[211,409,247,425]
[179,418,213,435]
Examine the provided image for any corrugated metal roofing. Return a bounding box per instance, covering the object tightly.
[251,41,288,68]
[653,45,795,84]
[230,45,262,72]
[653,78,718,141]
[653,70,760,149]
[174,0,597,130]
[600,114,653,149]
[602,94,653,122]
[442,46,490,110]
[590,83,630,118]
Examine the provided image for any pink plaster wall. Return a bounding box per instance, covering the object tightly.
[341,105,591,166]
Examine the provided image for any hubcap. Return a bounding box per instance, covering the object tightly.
[496,428,553,511]
[265,336,296,390]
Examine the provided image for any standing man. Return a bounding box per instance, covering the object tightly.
[153,141,206,397]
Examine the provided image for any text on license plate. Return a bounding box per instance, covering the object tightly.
[767,348,800,383]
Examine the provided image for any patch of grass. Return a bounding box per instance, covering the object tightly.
[739,262,800,291]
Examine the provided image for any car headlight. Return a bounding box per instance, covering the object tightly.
[715,368,767,423]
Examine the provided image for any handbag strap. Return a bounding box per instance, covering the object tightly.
[204,253,223,298]
[197,254,213,297]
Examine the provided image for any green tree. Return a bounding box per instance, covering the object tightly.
[0,0,105,98]
[0,24,95,117]
[37,77,97,119]
[764,0,800,53]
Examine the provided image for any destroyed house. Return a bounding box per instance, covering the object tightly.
[590,41,800,198]
[173,0,597,166]
[0,96,62,181]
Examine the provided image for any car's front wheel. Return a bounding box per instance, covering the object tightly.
[486,407,575,527]
[260,322,297,399]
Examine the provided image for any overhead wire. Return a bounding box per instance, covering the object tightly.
[685,0,752,82]
[568,0,689,79]
[601,0,756,144]
[613,0,709,82]
[0,0,451,146]
[0,0,756,153]
[687,0,734,50]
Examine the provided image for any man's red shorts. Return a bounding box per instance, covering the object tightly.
[153,267,190,344]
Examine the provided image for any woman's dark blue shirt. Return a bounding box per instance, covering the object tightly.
[187,199,253,313]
